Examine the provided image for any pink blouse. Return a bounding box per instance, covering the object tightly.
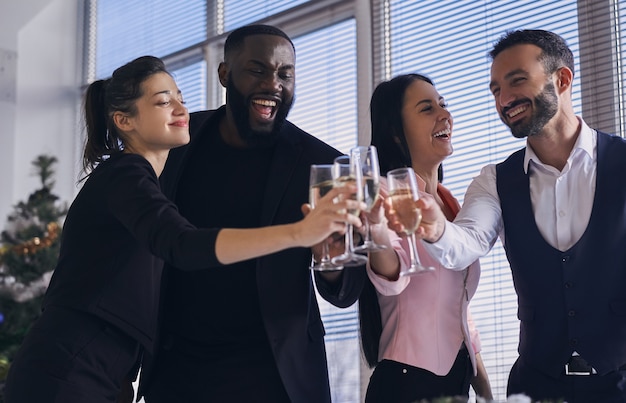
[367,175,481,375]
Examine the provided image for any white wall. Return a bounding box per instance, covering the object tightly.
[0,0,82,226]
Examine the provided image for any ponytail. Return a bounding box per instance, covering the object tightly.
[83,78,123,174]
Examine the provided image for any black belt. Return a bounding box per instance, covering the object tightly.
[565,355,596,376]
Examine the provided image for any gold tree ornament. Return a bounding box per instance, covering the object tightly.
[12,222,60,256]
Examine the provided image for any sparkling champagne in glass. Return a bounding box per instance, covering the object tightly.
[386,167,435,276]
[351,146,386,253]
[309,164,344,271]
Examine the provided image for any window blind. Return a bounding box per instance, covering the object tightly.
[289,18,359,154]
[170,60,207,113]
[222,0,310,32]
[92,0,206,80]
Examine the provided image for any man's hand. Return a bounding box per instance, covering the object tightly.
[384,191,445,243]
[415,192,446,243]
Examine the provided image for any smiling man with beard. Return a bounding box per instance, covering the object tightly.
[141,25,365,403]
[415,29,626,402]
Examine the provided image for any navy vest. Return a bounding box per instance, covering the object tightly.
[496,131,626,377]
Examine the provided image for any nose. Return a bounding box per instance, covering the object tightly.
[260,72,281,93]
[173,99,187,114]
[496,87,515,108]
[438,107,452,121]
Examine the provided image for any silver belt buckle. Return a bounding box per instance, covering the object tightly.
[565,362,593,376]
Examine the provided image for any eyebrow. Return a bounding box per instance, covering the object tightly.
[151,89,182,97]
[413,97,444,107]
[248,59,295,71]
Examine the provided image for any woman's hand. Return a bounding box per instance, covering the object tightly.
[297,185,365,248]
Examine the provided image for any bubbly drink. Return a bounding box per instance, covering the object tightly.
[363,176,380,211]
[388,188,421,234]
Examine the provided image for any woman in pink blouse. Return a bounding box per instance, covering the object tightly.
[360,73,493,402]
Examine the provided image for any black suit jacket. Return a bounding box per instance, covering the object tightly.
[43,154,219,352]
[154,107,366,402]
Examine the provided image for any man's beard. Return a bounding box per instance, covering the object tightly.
[503,82,558,139]
[226,77,293,147]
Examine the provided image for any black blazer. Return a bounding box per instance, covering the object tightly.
[43,154,219,352]
[155,107,366,402]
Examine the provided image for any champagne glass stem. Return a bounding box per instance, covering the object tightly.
[408,232,420,269]
[321,242,332,264]
[345,224,355,253]
[362,216,372,244]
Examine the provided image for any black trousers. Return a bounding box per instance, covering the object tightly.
[508,357,626,403]
[365,346,472,403]
[4,306,141,403]
[144,334,290,403]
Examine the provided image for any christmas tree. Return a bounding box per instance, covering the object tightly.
[0,155,67,388]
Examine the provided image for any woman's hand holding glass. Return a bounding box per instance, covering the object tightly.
[385,167,435,276]
[306,164,365,271]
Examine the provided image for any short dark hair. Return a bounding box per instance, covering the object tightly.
[224,24,295,60]
[489,29,575,76]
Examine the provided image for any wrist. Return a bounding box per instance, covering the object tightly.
[423,220,445,243]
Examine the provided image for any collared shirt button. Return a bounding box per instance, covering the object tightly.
[559,210,566,217]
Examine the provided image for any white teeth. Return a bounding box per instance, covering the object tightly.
[253,99,277,107]
[508,105,527,117]
[433,129,450,138]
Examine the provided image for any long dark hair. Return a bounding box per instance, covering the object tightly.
[358,276,383,368]
[359,73,444,368]
[82,55,170,174]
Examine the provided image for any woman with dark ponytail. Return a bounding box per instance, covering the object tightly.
[360,74,493,402]
[3,55,362,403]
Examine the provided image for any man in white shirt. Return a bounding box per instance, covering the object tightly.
[414,29,626,402]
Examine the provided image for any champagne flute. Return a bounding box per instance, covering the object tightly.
[351,145,387,253]
[386,167,435,276]
[308,164,344,272]
[331,156,368,267]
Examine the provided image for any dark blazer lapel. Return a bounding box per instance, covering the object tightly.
[259,127,303,226]
[161,109,219,200]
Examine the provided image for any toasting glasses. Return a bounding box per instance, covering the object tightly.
[330,156,368,267]
[386,167,435,276]
[351,146,386,253]
[308,164,344,272]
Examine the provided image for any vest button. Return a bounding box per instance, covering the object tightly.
[570,338,578,346]
[568,310,576,317]
[565,282,573,288]
[562,255,570,263]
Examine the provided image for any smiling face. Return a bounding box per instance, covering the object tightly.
[489,44,559,138]
[400,79,453,168]
[219,34,295,147]
[116,72,189,155]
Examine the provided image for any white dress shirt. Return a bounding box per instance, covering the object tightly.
[424,117,597,269]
